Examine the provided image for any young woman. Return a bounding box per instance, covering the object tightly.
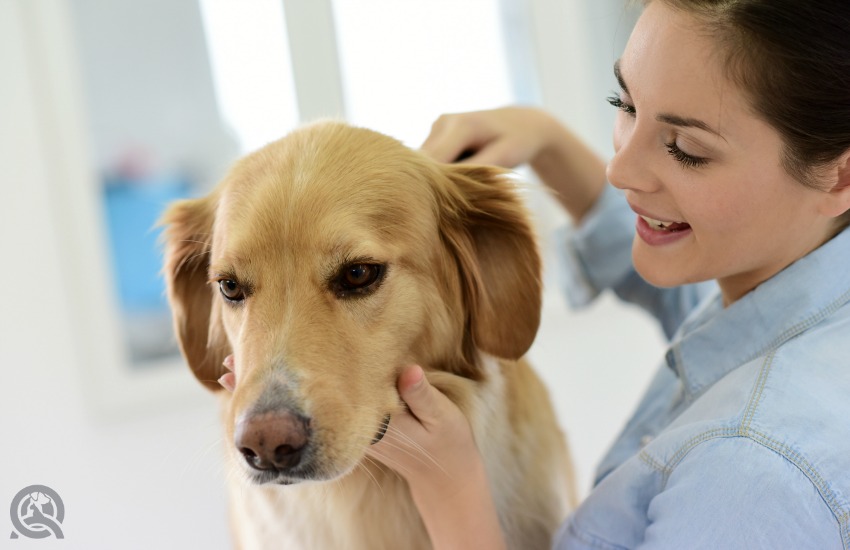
[367,0,850,548]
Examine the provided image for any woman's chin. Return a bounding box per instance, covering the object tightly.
[632,252,698,289]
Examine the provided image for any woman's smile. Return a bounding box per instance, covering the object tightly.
[630,202,693,246]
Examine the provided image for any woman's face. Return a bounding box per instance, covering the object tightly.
[607,1,839,304]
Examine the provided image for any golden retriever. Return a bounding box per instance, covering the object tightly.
[161,121,574,549]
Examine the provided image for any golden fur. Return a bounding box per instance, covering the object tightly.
[161,121,574,549]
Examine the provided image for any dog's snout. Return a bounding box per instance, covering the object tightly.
[235,411,310,473]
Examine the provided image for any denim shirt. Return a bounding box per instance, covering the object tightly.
[552,185,850,549]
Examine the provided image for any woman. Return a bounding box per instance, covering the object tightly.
[367,0,850,548]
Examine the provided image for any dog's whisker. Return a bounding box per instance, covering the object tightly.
[186,251,211,264]
[357,458,387,496]
[155,416,227,477]
[382,428,446,474]
[375,436,431,466]
[176,238,212,246]
[365,449,415,478]
[180,435,227,479]
[373,434,441,474]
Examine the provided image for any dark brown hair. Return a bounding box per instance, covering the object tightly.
[655,0,850,224]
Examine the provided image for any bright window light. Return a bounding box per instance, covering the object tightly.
[198,0,299,154]
[331,0,514,148]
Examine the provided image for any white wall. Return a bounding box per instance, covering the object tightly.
[1,2,229,548]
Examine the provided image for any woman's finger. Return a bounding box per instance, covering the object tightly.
[395,365,453,431]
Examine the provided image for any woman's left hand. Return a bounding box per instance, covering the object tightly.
[367,365,507,550]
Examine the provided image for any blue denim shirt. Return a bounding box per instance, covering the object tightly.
[553,185,850,549]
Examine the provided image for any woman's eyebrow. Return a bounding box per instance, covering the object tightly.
[614,60,629,94]
[656,113,725,140]
[614,59,725,141]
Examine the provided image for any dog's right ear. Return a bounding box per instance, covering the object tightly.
[437,164,543,369]
[160,195,229,392]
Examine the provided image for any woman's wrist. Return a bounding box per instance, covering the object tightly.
[530,114,608,223]
[366,365,507,549]
[409,456,507,550]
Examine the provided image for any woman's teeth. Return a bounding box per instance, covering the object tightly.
[640,215,689,231]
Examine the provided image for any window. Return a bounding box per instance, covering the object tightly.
[70,0,300,368]
[199,0,299,154]
[332,0,514,146]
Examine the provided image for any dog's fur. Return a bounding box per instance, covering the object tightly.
[161,121,574,549]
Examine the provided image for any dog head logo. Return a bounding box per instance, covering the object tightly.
[9,485,65,539]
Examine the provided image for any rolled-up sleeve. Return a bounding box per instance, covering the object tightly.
[557,184,636,309]
[555,183,716,339]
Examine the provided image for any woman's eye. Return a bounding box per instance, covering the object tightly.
[665,141,709,169]
[334,263,385,296]
[606,93,636,116]
[219,279,245,302]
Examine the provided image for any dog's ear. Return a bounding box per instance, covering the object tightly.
[439,164,542,364]
[160,195,229,392]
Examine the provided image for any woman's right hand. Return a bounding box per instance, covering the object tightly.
[420,106,560,168]
[421,106,608,222]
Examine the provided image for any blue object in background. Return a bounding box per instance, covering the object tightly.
[102,175,190,314]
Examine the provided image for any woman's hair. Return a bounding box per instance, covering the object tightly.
[655,0,850,225]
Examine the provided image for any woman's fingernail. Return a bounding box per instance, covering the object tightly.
[223,355,235,371]
[218,372,236,392]
[407,365,425,390]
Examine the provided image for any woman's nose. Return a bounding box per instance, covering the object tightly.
[607,118,661,194]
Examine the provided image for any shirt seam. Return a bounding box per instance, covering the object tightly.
[641,350,848,547]
[759,285,850,357]
[640,431,848,549]
[639,350,850,550]
[680,286,850,398]
[741,348,849,545]
[740,350,774,432]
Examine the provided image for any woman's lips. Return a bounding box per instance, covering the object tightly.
[635,214,693,245]
[629,204,692,246]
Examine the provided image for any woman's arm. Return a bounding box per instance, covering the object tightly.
[421,107,607,222]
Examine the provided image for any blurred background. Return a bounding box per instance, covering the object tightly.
[1,0,664,547]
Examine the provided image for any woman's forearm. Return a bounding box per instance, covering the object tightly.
[410,457,507,550]
[530,115,608,223]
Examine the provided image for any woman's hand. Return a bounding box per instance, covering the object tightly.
[367,365,507,550]
[421,106,608,222]
[421,106,560,167]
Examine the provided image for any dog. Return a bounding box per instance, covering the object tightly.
[161,121,575,549]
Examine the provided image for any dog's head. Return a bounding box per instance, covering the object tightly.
[161,121,541,485]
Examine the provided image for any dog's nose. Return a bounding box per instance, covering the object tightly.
[234,410,310,472]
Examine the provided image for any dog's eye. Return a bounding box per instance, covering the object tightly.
[335,264,384,296]
[344,265,378,287]
[219,279,245,302]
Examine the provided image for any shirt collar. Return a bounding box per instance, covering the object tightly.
[667,228,850,398]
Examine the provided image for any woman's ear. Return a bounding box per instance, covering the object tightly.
[160,194,230,392]
[438,164,543,365]
[818,149,850,218]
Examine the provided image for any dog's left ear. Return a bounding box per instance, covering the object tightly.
[439,164,542,362]
[160,194,230,392]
